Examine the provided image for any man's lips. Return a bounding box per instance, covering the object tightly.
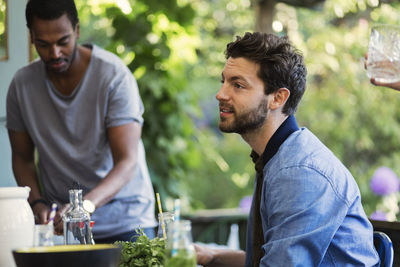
[219,106,234,117]
[49,59,67,69]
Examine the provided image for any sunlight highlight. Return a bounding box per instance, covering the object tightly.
[272,21,283,32]
[116,0,132,14]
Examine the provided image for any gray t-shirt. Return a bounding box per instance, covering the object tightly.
[6,44,157,238]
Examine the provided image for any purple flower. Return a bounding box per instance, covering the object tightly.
[239,195,252,212]
[369,210,387,221]
[370,166,400,195]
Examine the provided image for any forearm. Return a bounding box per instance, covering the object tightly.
[85,122,142,208]
[196,244,246,267]
[83,158,137,208]
[206,249,246,267]
[12,155,41,203]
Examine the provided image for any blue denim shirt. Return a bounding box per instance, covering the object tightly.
[245,117,379,266]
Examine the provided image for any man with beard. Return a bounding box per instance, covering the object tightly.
[195,32,379,266]
[6,0,157,243]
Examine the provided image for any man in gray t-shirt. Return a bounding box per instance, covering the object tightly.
[6,0,156,242]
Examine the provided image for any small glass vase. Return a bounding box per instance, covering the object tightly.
[164,220,197,267]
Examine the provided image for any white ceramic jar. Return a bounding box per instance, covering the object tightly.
[0,186,34,267]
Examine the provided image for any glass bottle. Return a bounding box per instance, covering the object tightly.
[164,220,197,267]
[62,189,93,245]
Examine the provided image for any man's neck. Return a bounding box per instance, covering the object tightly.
[241,112,288,156]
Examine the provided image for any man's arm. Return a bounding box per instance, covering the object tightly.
[53,122,141,234]
[8,130,49,223]
[83,121,141,207]
[195,244,246,267]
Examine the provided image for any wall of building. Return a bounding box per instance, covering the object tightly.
[0,0,30,187]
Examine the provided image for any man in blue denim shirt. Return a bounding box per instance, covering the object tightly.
[195,32,379,266]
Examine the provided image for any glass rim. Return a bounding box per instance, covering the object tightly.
[371,23,400,31]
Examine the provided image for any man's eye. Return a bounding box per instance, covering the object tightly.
[59,41,69,46]
[220,79,224,84]
[235,83,243,88]
[35,42,47,48]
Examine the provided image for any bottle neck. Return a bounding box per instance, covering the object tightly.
[69,189,83,209]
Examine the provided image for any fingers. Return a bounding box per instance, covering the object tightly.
[194,244,214,266]
[32,203,50,224]
[53,203,70,236]
[54,219,63,235]
[369,77,400,91]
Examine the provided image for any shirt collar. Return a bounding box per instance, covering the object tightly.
[251,115,299,172]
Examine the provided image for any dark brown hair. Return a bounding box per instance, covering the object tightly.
[226,32,307,116]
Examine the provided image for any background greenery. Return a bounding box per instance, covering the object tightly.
[0,0,7,59]
[75,0,400,218]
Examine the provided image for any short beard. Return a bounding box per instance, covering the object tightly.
[46,42,78,74]
[219,97,269,135]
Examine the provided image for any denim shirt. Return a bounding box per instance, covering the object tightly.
[245,117,379,266]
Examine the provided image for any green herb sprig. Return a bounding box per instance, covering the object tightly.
[114,229,166,267]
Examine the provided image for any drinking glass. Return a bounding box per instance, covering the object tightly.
[157,211,175,239]
[367,24,400,83]
[34,224,54,247]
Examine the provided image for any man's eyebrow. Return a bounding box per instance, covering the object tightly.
[221,72,247,81]
[229,75,249,84]
[34,33,71,44]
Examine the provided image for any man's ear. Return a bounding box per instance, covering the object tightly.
[269,88,290,110]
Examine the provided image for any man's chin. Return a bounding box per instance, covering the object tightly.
[218,123,236,133]
[47,66,68,74]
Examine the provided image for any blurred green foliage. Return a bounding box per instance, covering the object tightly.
[75,0,400,217]
[0,0,7,59]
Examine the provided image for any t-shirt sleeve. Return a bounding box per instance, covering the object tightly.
[6,77,27,132]
[259,166,350,266]
[105,69,144,128]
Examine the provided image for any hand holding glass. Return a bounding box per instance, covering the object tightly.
[366,24,400,83]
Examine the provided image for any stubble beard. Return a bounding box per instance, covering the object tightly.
[219,97,269,135]
[46,42,78,74]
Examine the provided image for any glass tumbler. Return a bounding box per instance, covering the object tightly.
[34,224,54,247]
[157,211,175,239]
[367,24,400,83]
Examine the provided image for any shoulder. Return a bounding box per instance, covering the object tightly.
[265,128,359,205]
[275,128,345,172]
[12,60,44,83]
[9,60,45,96]
[90,45,130,73]
[86,45,136,90]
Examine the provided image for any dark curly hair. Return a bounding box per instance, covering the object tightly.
[226,32,307,116]
[26,0,79,29]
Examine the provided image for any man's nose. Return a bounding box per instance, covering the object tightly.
[49,45,61,59]
[216,83,229,101]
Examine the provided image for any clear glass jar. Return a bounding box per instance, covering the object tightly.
[62,189,93,245]
[164,220,196,267]
[157,211,175,239]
